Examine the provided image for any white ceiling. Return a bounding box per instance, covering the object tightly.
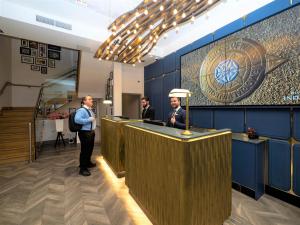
[0,0,274,61]
[65,0,141,19]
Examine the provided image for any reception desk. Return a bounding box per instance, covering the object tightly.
[124,122,232,225]
[101,116,140,177]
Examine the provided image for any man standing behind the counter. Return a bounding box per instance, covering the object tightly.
[75,95,97,176]
[166,97,187,129]
[141,96,155,120]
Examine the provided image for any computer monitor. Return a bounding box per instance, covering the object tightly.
[143,119,165,126]
[114,116,130,120]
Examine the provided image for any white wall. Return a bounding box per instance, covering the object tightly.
[8,37,78,107]
[113,62,122,116]
[78,51,112,99]
[0,35,12,109]
[122,64,144,96]
[112,63,144,116]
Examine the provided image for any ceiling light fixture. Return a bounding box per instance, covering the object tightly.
[95,0,220,64]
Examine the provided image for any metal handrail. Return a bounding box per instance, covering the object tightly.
[0,82,42,96]
[29,122,32,163]
[0,68,78,97]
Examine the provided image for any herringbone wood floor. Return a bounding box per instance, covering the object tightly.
[0,145,299,225]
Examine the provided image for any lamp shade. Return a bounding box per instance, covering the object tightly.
[168,89,191,98]
[103,100,112,105]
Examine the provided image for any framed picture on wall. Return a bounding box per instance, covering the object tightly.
[48,44,61,51]
[31,48,38,57]
[35,58,47,66]
[20,47,31,55]
[21,56,34,64]
[41,67,47,74]
[48,59,55,68]
[31,65,40,71]
[21,39,28,47]
[29,41,38,49]
[48,50,61,60]
[38,43,47,58]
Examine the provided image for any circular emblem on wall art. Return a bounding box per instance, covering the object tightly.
[214,59,239,85]
[199,37,267,103]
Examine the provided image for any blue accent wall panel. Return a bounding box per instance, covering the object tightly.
[232,139,265,199]
[294,109,300,141]
[190,34,214,50]
[294,144,300,196]
[232,141,256,189]
[146,78,163,120]
[214,19,244,40]
[269,139,291,191]
[151,60,163,78]
[246,109,291,139]
[144,64,152,81]
[163,53,176,74]
[144,80,151,98]
[190,109,214,128]
[245,0,291,26]
[175,44,193,70]
[214,109,244,132]
[162,72,177,121]
[174,70,180,88]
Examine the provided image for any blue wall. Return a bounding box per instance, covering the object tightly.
[144,0,300,197]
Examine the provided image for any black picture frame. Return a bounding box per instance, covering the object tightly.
[21,39,28,47]
[31,48,38,57]
[48,59,55,68]
[29,41,38,49]
[20,47,31,55]
[31,65,40,71]
[41,67,47,74]
[48,50,61,60]
[21,56,34,64]
[35,58,47,66]
[38,43,47,58]
[48,44,61,51]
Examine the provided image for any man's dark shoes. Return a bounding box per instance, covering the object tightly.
[87,162,97,168]
[79,168,91,176]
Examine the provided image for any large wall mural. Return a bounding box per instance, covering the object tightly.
[181,5,300,106]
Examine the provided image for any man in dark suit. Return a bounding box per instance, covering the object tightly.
[141,96,155,120]
[166,97,187,130]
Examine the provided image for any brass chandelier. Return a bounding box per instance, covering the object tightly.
[95,0,220,65]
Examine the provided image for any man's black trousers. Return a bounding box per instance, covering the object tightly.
[78,130,95,169]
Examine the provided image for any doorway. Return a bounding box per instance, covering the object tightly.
[122,93,141,119]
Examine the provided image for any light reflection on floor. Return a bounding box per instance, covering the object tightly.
[96,156,153,225]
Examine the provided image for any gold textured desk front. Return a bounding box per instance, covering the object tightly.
[124,123,232,225]
[101,117,140,177]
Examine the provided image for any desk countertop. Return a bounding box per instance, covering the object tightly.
[127,122,231,141]
[232,133,268,144]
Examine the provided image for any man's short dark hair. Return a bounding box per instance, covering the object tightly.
[141,96,150,101]
[81,95,92,105]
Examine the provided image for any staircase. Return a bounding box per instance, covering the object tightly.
[0,108,35,165]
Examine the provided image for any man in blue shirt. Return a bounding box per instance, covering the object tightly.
[75,95,97,176]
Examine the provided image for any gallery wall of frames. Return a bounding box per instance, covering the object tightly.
[19,39,61,75]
